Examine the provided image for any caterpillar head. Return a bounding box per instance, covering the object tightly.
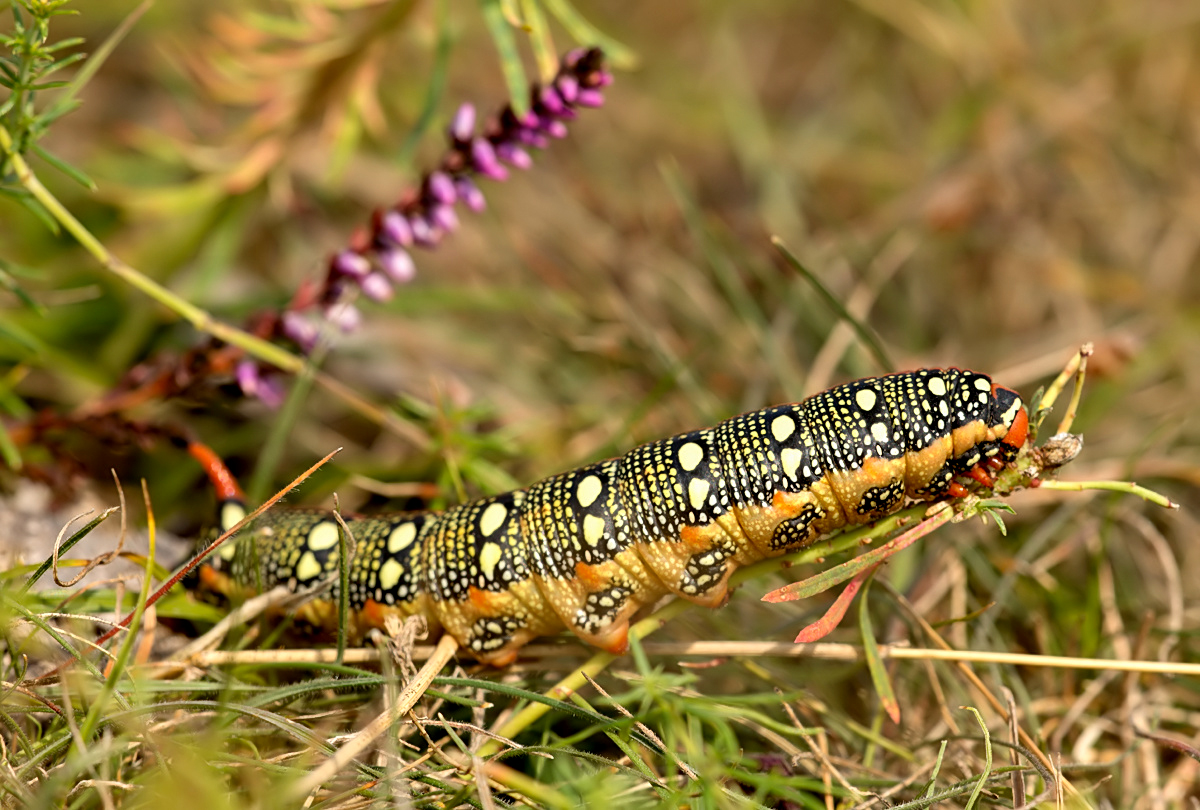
[984,384,1029,463]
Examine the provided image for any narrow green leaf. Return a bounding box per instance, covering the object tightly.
[962,706,993,810]
[859,577,900,724]
[30,142,93,189]
[480,0,531,118]
[20,507,120,593]
[771,236,894,374]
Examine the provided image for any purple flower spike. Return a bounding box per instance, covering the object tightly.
[575,88,606,108]
[333,250,371,279]
[496,142,533,170]
[454,177,487,212]
[324,302,362,333]
[429,203,460,232]
[378,247,415,283]
[281,311,319,353]
[360,272,394,302]
[555,74,579,103]
[538,86,566,115]
[426,171,457,205]
[380,210,413,247]
[450,103,476,142]
[470,138,509,180]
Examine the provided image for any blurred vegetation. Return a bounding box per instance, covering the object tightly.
[1,0,1198,807]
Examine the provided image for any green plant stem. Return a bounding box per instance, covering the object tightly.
[0,125,302,374]
[1036,479,1178,510]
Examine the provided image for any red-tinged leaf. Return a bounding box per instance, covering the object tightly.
[794,562,879,642]
[859,577,900,724]
[764,507,953,604]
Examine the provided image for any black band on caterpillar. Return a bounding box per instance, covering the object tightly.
[197,368,1029,665]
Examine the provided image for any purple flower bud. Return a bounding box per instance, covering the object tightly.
[408,214,441,247]
[333,250,370,279]
[256,374,286,409]
[537,117,569,139]
[377,247,415,283]
[555,74,579,104]
[518,109,540,129]
[454,177,487,212]
[426,171,457,205]
[236,359,260,397]
[360,272,394,302]
[538,86,566,115]
[595,71,614,87]
[281,311,319,353]
[514,128,549,149]
[428,203,459,232]
[324,302,362,333]
[575,88,605,108]
[495,142,533,170]
[450,103,476,142]
[379,210,413,247]
[470,138,509,181]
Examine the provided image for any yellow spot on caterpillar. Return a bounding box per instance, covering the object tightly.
[479,542,503,579]
[379,558,403,591]
[1001,397,1023,427]
[927,376,947,397]
[781,447,803,479]
[871,422,890,443]
[583,514,606,546]
[307,522,339,551]
[771,414,795,442]
[295,551,322,582]
[480,502,507,537]
[678,442,704,472]
[688,478,710,510]
[974,377,992,392]
[220,501,245,532]
[577,475,602,508]
[388,522,417,553]
[855,388,877,411]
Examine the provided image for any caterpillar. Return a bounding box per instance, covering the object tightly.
[194,368,1029,666]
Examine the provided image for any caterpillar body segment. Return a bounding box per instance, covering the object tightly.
[197,368,1029,666]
